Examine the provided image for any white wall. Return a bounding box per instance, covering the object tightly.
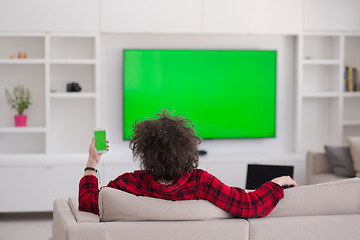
[99,34,296,156]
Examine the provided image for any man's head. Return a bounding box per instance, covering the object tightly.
[129,110,201,180]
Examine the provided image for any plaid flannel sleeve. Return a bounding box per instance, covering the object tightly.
[199,171,284,218]
[78,175,100,214]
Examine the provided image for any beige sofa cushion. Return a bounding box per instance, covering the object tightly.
[347,137,360,177]
[269,178,360,217]
[98,187,232,222]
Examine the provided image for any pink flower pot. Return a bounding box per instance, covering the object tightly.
[14,115,27,127]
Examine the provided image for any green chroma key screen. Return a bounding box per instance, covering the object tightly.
[94,130,107,151]
[123,49,277,140]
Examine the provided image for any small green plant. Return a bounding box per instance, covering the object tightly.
[5,85,31,115]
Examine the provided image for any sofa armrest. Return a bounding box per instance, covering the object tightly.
[52,199,106,240]
[306,151,334,184]
[52,199,77,240]
[306,151,332,175]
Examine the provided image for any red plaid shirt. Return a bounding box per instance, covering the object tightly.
[79,169,284,218]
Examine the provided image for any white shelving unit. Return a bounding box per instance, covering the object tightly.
[296,32,360,152]
[0,32,99,154]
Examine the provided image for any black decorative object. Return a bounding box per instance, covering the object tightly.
[67,82,82,92]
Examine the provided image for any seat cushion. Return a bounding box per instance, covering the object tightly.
[249,214,360,240]
[98,187,232,222]
[104,219,249,240]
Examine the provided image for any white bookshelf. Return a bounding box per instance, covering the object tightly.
[0,33,99,154]
[296,32,360,152]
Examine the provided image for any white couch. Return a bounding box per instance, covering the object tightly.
[51,178,360,240]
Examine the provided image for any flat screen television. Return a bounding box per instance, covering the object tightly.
[123,49,277,140]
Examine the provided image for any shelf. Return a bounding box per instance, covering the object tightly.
[343,120,360,126]
[49,59,96,65]
[302,92,339,98]
[50,92,96,99]
[0,127,46,133]
[343,92,360,98]
[0,59,45,64]
[302,59,340,65]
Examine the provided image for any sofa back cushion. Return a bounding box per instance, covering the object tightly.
[98,187,232,222]
[324,145,356,177]
[268,178,360,217]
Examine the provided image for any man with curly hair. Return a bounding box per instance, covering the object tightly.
[79,110,296,218]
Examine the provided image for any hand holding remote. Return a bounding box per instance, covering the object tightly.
[271,176,297,188]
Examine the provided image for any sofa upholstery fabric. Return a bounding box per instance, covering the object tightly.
[52,178,360,240]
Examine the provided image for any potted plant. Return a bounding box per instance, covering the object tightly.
[5,85,31,127]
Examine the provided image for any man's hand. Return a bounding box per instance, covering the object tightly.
[84,138,109,176]
[271,176,297,188]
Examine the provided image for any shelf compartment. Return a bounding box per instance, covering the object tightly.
[343,98,360,123]
[0,133,45,154]
[0,36,45,59]
[344,36,360,70]
[0,64,45,127]
[48,98,95,154]
[50,37,95,59]
[300,98,340,152]
[303,35,340,60]
[302,65,340,93]
[50,64,95,93]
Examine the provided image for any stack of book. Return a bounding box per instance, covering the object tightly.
[344,66,359,92]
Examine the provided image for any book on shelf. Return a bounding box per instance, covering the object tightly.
[344,66,348,91]
[344,66,359,92]
[353,68,360,91]
[349,66,353,91]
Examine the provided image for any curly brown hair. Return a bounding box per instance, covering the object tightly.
[129,110,201,180]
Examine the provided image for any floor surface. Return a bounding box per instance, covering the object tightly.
[0,212,52,240]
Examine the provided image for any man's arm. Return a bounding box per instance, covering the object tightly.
[78,138,109,214]
[78,175,100,214]
[198,171,295,218]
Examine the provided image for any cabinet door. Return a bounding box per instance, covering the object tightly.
[0,0,99,32]
[203,0,302,34]
[101,0,202,33]
[0,165,83,212]
[304,0,360,31]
